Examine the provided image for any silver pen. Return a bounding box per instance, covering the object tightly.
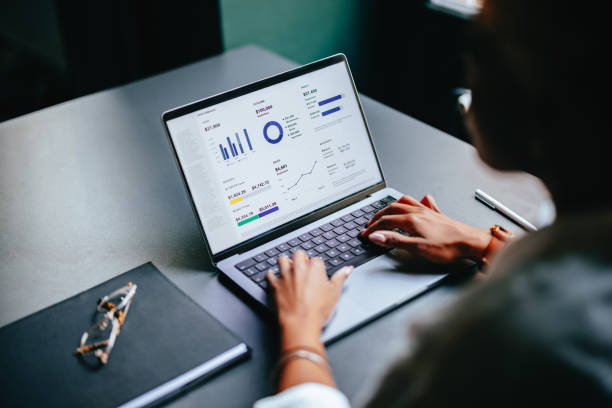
[475,189,538,232]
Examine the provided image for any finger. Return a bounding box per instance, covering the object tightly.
[266,270,279,289]
[277,255,293,280]
[420,194,441,213]
[330,266,353,289]
[291,250,309,275]
[397,195,426,208]
[368,230,428,251]
[367,202,418,226]
[309,256,326,276]
[362,214,419,237]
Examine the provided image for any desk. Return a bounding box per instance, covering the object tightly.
[0,45,550,406]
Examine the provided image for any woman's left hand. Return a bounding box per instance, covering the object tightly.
[267,251,352,349]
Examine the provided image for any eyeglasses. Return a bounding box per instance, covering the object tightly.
[73,282,137,364]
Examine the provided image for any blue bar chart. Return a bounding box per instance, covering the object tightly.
[220,129,254,160]
[318,94,342,117]
[321,107,341,116]
[318,94,342,106]
[244,129,253,150]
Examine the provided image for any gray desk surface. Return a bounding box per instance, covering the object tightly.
[0,45,551,407]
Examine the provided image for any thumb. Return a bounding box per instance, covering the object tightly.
[330,265,353,289]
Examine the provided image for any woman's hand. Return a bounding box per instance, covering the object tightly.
[266,251,352,391]
[267,251,352,349]
[360,194,491,263]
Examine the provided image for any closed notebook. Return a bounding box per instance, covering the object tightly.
[0,262,249,408]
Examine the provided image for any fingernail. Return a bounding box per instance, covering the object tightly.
[344,266,354,276]
[369,232,386,244]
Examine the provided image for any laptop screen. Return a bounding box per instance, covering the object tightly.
[165,58,384,255]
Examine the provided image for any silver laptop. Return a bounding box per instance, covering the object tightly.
[162,54,446,342]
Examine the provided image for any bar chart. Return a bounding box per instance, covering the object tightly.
[318,94,343,117]
[219,129,254,160]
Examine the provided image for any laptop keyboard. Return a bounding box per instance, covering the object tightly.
[234,195,396,290]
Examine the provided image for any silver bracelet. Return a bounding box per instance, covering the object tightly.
[273,349,331,383]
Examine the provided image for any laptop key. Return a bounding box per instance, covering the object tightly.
[314,244,330,253]
[348,229,360,238]
[306,249,318,258]
[289,247,301,254]
[309,228,323,236]
[311,236,326,245]
[354,216,368,225]
[333,226,348,235]
[267,258,278,266]
[301,241,314,250]
[326,249,340,258]
[372,201,385,209]
[341,214,354,223]
[337,243,351,252]
[351,247,366,256]
[351,209,365,218]
[344,221,358,230]
[382,196,396,204]
[322,231,336,240]
[331,219,344,227]
[326,239,340,247]
[319,254,330,261]
[276,243,290,252]
[320,223,334,232]
[361,205,375,213]
[252,271,267,282]
[236,258,257,270]
[259,280,269,289]
[340,252,355,261]
[254,263,269,272]
[288,238,301,247]
[348,238,362,247]
[328,258,343,267]
[269,265,280,274]
[336,234,350,243]
[299,233,313,242]
[243,266,257,276]
[265,248,279,257]
[253,253,267,263]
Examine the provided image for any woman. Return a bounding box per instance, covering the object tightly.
[255,0,612,406]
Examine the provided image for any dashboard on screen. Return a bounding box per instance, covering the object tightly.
[166,60,383,255]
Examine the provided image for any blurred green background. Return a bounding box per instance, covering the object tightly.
[220,0,365,67]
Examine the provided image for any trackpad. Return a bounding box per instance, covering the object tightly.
[345,252,447,312]
[321,252,449,342]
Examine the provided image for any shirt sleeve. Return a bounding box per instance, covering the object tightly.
[254,383,351,408]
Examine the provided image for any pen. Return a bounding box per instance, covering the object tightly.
[475,189,538,232]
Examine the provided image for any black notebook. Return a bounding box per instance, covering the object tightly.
[0,262,249,408]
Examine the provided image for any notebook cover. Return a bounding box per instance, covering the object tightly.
[0,262,249,407]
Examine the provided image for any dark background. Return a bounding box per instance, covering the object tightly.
[1,0,470,140]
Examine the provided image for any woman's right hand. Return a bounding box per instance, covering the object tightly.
[360,194,491,263]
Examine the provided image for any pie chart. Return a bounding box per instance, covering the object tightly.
[263,120,283,144]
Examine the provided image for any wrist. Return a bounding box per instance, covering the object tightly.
[462,227,493,261]
[280,318,324,353]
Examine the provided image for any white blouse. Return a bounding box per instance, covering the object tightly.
[254,383,350,408]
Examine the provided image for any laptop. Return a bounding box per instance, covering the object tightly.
[162,54,446,342]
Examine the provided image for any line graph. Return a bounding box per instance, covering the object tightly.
[287,160,317,191]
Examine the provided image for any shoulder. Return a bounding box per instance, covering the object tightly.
[366,211,612,407]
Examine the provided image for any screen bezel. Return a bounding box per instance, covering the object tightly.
[162,54,387,262]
